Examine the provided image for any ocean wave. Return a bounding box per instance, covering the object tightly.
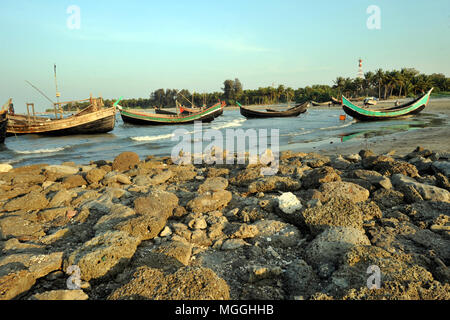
[212,118,246,130]
[14,147,67,154]
[131,133,174,142]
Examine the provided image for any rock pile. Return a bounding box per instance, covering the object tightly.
[0,147,449,300]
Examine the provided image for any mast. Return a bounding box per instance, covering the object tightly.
[54,64,61,118]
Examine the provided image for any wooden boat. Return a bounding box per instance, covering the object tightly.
[331,97,342,105]
[6,96,120,136]
[118,102,222,125]
[364,97,377,106]
[179,101,225,118]
[238,102,309,119]
[342,89,433,121]
[0,110,7,143]
[311,101,332,107]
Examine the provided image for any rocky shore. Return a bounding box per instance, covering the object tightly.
[0,147,449,300]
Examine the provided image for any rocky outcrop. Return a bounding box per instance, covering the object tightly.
[108,266,230,300]
[1,147,449,301]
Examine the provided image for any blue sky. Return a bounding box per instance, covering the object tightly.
[1,0,449,112]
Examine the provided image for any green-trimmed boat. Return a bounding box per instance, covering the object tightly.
[342,88,433,121]
[118,102,222,125]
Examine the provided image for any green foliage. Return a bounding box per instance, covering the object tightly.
[104,69,448,109]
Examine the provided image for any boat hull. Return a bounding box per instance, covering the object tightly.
[239,102,309,119]
[0,111,7,143]
[155,109,177,115]
[341,89,432,121]
[6,107,116,136]
[119,103,221,125]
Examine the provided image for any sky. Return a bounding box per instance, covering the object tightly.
[1,0,449,112]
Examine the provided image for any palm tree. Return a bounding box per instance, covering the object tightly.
[333,77,346,97]
[364,71,375,96]
[374,69,384,99]
[397,70,406,97]
[386,71,398,98]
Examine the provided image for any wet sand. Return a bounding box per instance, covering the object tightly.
[313,98,450,156]
[229,98,450,157]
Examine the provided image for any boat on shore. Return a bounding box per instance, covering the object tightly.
[364,97,378,106]
[331,97,342,105]
[342,88,433,121]
[311,101,332,107]
[0,109,7,143]
[118,102,222,125]
[180,101,225,118]
[6,96,120,136]
[238,101,309,119]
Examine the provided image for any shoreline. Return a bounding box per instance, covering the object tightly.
[0,97,449,301]
[0,144,449,300]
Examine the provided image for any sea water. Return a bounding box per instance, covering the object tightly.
[0,108,447,167]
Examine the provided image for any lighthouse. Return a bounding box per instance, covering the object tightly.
[357,58,364,79]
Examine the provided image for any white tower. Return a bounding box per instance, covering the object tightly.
[357,59,364,79]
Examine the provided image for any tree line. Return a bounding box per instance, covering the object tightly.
[52,68,448,111]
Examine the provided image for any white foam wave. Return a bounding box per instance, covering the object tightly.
[14,147,66,154]
[131,133,174,142]
[212,118,246,130]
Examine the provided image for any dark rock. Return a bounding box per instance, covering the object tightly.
[62,175,87,189]
[229,167,262,187]
[358,201,383,221]
[112,152,140,172]
[317,181,369,204]
[187,190,232,214]
[85,168,107,184]
[207,168,229,178]
[362,155,394,169]
[374,160,419,178]
[134,191,179,218]
[284,259,320,299]
[153,241,193,266]
[299,197,365,235]
[108,266,230,300]
[305,226,370,268]
[432,161,450,178]
[0,215,45,240]
[248,176,301,194]
[302,166,341,189]
[3,190,49,212]
[115,214,169,241]
[64,230,140,281]
[372,189,404,209]
[359,149,376,159]
[198,177,229,194]
[392,174,450,202]
[0,252,63,300]
[251,219,302,248]
[436,173,450,190]
[405,146,433,160]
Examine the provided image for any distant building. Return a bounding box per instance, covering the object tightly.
[357,59,364,79]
